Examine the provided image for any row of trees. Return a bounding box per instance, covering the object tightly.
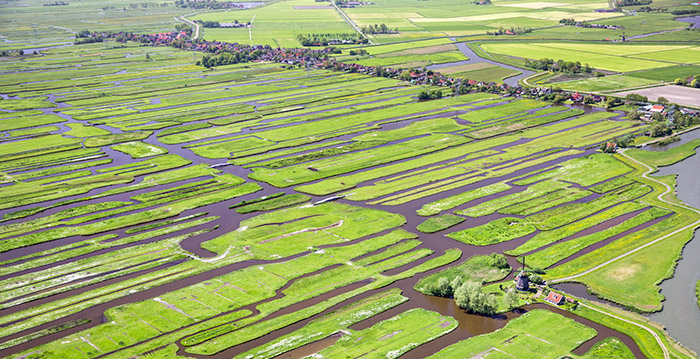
[361,24,398,34]
[486,26,532,35]
[616,0,652,6]
[174,0,244,9]
[524,58,593,74]
[297,33,367,46]
[674,77,700,88]
[671,8,700,15]
[43,1,68,5]
[75,31,104,44]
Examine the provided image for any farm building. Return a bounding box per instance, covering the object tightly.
[545,291,565,305]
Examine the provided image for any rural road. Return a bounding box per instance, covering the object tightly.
[177,14,200,40]
[332,1,370,43]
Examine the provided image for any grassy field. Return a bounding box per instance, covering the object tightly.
[625,139,700,167]
[427,309,598,359]
[2,4,700,359]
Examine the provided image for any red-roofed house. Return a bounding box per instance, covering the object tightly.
[545,291,564,305]
[650,105,665,113]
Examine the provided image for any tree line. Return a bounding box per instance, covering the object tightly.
[361,24,398,34]
[297,33,367,46]
[524,58,593,74]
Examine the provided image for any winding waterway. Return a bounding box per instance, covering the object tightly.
[644,129,700,355]
[426,42,536,87]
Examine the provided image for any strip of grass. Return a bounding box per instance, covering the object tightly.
[447,217,537,246]
[312,308,457,359]
[514,153,633,187]
[417,214,466,234]
[527,207,671,269]
[231,289,408,359]
[505,201,647,256]
[465,108,584,139]
[626,138,700,167]
[457,180,568,217]
[111,141,168,158]
[528,183,652,231]
[250,133,469,187]
[458,99,548,124]
[83,131,153,147]
[234,194,310,214]
[589,176,636,194]
[417,182,511,217]
[253,140,386,169]
[0,98,55,111]
[297,136,516,196]
[499,187,592,216]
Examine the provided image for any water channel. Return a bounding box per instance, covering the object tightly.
[643,129,700,355]
[426,42,536,87]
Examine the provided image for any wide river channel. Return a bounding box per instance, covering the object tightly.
[644,130,700,355]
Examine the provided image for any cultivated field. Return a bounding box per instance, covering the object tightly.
[614,85,700,108]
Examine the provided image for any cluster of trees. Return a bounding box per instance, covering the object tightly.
[423,254,515,316]
[195,20,248,28]
[127,2,166,8]
[674,77,700,88]
[74,30,104,44]
[361,24,398,34]
[199,50,263,68]
[297,33,367,46]
[197,20,220,28]
[418,89,443,100]
[486,26,532,35]
[524,58,593,74]
[624,93,649,104]
[174,0,244,9]
[43,1,68,5]
[616,0,652,6]
[0,50,28,56]
[175,23,193,34]
[348,48,368,56]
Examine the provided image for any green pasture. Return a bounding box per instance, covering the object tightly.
[428,309,598,359]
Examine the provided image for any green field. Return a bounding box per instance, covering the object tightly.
[1,0,700,358]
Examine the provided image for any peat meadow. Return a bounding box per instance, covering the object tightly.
[2,0,700,358]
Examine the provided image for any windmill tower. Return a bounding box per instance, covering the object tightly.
[515,256,529,291]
